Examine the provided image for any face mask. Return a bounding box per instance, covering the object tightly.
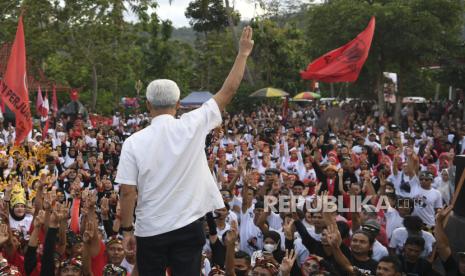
[235,269,248,276]
[263,243,277,253]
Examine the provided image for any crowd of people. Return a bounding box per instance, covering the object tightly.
[0,95,464,275]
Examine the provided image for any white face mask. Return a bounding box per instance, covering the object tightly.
[263,243,277,253]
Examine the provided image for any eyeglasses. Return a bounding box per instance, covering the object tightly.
[420,178,431,181]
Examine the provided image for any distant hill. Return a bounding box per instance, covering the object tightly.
[171,26,197,45]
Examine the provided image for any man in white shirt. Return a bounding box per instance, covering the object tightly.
[117,27,254,275]
[412,171,443,228]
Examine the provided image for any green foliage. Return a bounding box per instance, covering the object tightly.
[185,0,230,33]
[250,19,308,95]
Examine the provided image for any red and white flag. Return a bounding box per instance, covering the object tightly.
[0,16,32,145]
[41,91,50,138]
[36,86,44,116]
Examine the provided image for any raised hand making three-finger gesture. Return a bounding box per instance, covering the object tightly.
[239,26,254,57]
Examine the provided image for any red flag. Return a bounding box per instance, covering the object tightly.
[70,88,79,101]
[36,86,44,116]
[301,17,375,82]
[52,84,58,115]
[42,91,49,117]
[0,16,32,145]
[70,198,81,234]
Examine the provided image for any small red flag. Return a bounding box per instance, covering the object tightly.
[36,86,44,116]
[300,17,375,83]
[70,88,79,101]
[0,16,32,145]
[52,84,58,115]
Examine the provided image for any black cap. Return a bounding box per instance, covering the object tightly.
[265,168,280,176]
[293,180,304,188]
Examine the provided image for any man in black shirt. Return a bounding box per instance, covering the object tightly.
[327,224,378,275]
[397,236,438,276]
[376,255,402,276]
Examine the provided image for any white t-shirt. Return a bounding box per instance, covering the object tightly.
[239,206,264,256]
[372,240,389,261]
[9,214,33,240]
[389,227,435,258]
[115,99,224,237]
[388,173,420,198]
[412,187,442,227]
[385,207,404,240]
[120,258,134,274]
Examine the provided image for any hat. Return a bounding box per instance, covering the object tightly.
[60,257,82,270]
[105,235,123,247]
[10,185,26,207]
[293,180,305,188]
[264,168,280,176]
[103,264,127,276]
[362,219,381,236]
[419,171,434,180]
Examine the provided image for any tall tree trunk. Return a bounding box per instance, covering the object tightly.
[224,0,255,85]
[91,64,98,112]
[376,72,385,118]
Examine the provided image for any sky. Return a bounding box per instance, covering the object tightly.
[154,0,263,28]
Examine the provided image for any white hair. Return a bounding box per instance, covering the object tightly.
[146,79,180,108]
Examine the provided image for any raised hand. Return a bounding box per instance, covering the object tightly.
[0,224,9,245]
[239,26,254,57]
[100,197,110,219]
[436,205,454,223]
[338,168,344,178]
[279,249,297,276]
[283,218,295,240]
[33,210,46,228]
[224,223,238,247]
[325,223,342,249]
[82,220,95,244]
[43,191,53,211]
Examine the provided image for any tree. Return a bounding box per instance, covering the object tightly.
[250,19,307,93]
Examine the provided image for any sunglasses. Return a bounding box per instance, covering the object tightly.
[420,178,431,181]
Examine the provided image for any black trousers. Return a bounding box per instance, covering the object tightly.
[136,219,206,276]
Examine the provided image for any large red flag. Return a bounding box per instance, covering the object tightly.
[52,84,58,115]
[0,16,32,145]
[300,17,375,82]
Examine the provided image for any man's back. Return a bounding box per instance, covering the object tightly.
[116,98,224,237]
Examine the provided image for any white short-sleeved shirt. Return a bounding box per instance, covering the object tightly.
[412,187,442,227]
[239,206,264,256]
[385,207,404,240]
[115,99,225,237]
[389,227,435,257]
[372,240,389,261]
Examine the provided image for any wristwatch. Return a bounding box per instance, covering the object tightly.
[121,225,134,232]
